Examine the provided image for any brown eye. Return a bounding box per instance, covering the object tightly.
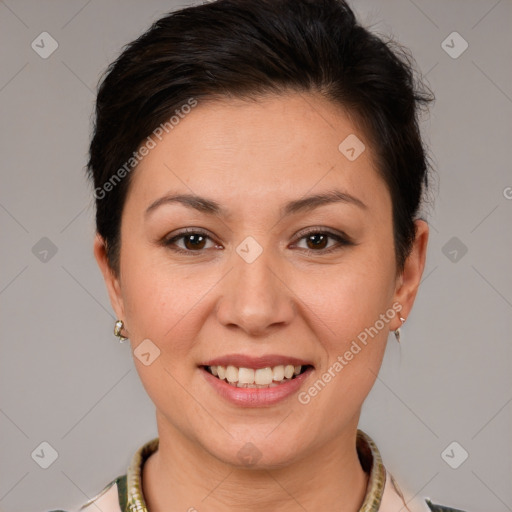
[181,233,207,250]
[305,233,329,250]
[294,229,353,254]
[163,229,219,254]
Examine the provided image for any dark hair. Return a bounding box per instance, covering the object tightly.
[87,0,434,274]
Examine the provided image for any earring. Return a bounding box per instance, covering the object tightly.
[394,317,406,343]
[114,320,128,342]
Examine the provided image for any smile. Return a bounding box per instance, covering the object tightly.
[205,364,310,388]
[199,355,314,407]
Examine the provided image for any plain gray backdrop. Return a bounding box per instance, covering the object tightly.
[0,1,511,511]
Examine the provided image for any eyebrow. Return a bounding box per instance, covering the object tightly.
[145,189,367,219]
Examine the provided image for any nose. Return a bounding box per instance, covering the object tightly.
[215,244,295,337]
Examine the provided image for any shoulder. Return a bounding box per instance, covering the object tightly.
[79,475,127,512]
[424,499,469,512]
[357,430,468,512]
[382,470,468,512]
[47,475,127,512]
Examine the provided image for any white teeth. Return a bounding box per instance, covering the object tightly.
[207,363,306,387]
[284,365,295,379]
[238,367,255,384]
[255,367,273,385]
[273,365,285,381]
[225,365,238,383]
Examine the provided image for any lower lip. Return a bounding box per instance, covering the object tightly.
[201,367,313,407]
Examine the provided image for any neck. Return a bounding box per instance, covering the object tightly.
[143,414,369,512]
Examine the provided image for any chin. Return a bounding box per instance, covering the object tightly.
[199,428,310,470]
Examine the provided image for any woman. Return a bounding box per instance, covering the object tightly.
[52,0,465,510]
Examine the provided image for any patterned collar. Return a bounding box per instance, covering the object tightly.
[124,429,386,512]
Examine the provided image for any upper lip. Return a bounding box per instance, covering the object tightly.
[200,354,313,369]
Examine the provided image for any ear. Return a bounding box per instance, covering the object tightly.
[93,233,125,321]
[391,219,429,329]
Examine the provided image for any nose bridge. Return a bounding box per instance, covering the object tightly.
[216,236,294,335]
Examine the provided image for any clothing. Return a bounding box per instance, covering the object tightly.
[48,429,466,512]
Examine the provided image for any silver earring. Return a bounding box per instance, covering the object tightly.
[394,317,406,343]
[114,320,128,342]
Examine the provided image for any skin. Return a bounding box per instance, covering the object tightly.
[94,91,428,512]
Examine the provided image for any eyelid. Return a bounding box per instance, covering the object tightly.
[290,227,353,253]
[162,227,221,254]
[292,226,352,243]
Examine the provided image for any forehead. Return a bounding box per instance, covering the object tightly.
[125,92,389,217]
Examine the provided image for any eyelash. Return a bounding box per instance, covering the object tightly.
[162,227,353,256]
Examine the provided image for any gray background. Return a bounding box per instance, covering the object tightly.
[0,1,511,511]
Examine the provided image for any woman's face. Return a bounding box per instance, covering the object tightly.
[96,92,427,467]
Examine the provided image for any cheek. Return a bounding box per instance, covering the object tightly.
[118,251,209,422]
[295,270,394,435]
[119,244,221,359]
[295,249,396,343]
[291,242,396,405]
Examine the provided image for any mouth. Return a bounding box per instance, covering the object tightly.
[199,355,314,407]
[203,363,313,388]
